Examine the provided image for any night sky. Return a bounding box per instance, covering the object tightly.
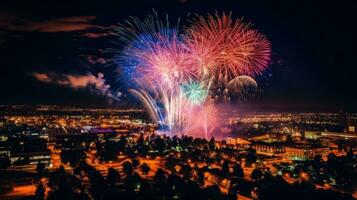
[0,0,356,111]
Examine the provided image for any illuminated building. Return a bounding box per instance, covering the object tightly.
[226,137,251,147]
[304,131,357,140]
[10,151,51,165]
[284,144,329,161]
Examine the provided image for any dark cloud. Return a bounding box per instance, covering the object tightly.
[81,32,110,38]
[0,11,104,33]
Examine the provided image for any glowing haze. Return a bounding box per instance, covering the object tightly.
[113,11,271,138]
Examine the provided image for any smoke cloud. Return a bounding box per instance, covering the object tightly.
[32,72,119,100]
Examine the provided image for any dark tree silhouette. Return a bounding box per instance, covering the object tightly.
[47,166,81,200]
[60,149,86,167]
[123,172,142,192]
[209,137,216,150]
[132,159,140,168]
[0,154,11,169]
[35,182,45,200]
[233,163,244,178]
[222,160,230,176]
[140,163,150,175]
[122,161,133,176]
[181,164,192,179]
[36,162,46,176]
[99,141,120,161]
[245,148,257,167]
[107,167,120,187]
[197,170,205,186]
[154,168,166,183]
[204,185,223,200]
[87,168,107,200]
[156,137,166,154]
[251,168,263,181]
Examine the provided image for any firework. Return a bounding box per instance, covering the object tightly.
[184,101,219,139]
[113,11,271,137]
[225,75,258,102]
[137,38,197,88]
[185,12,271,79]
[181,80,210,105]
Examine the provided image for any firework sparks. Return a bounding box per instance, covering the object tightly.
[113,11,271,137]
[181,80,209,105]
[185,12,271,79]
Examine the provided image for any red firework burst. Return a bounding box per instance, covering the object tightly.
[184,12,271,79]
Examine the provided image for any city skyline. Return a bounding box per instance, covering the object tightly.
[1,106,356,199]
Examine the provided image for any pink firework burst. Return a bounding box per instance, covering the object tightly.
[137,37,198,88]
[185,12,271,79]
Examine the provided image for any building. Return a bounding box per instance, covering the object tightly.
[304,131,357,140]
[10,151,51,165]
[226,137,251,147]
[283,144,329,161]
[0,135,52,166]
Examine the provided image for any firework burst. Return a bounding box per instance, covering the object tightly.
[113,11,271,137]
[181,80,209,105]
[185,12,271,79]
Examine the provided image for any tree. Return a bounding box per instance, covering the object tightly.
[156,137,166,154]
[233,163,244,178]
[47,166,78,200]
[132,159,140,169]
[204,185,222,200]
[313,155,323,165]
[36,163,46,176]
[346,149,354,162]
[107,168,120,187]
[286,134,294,143]
[181,165,192,179]
[137,133,145,146]
[0,154,11,169]
[139,181,153,199]
[222,160,229,176]
[35,182,45,200]
[209,137,216,150]
[245,148,257,167]
[165,157,176,170]
[154,168,166,183]
[87,168,106,200]
[137,136,149,155]
[123,161,133,176]
[60,150,86,167]
[140,163,151,175]
[99,141,121,161]
[198,171,205,186]
[251,168,263,181]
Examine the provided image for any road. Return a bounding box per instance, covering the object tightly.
[0,185,36,200]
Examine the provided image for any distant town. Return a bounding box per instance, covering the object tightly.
[0,105,356,199]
